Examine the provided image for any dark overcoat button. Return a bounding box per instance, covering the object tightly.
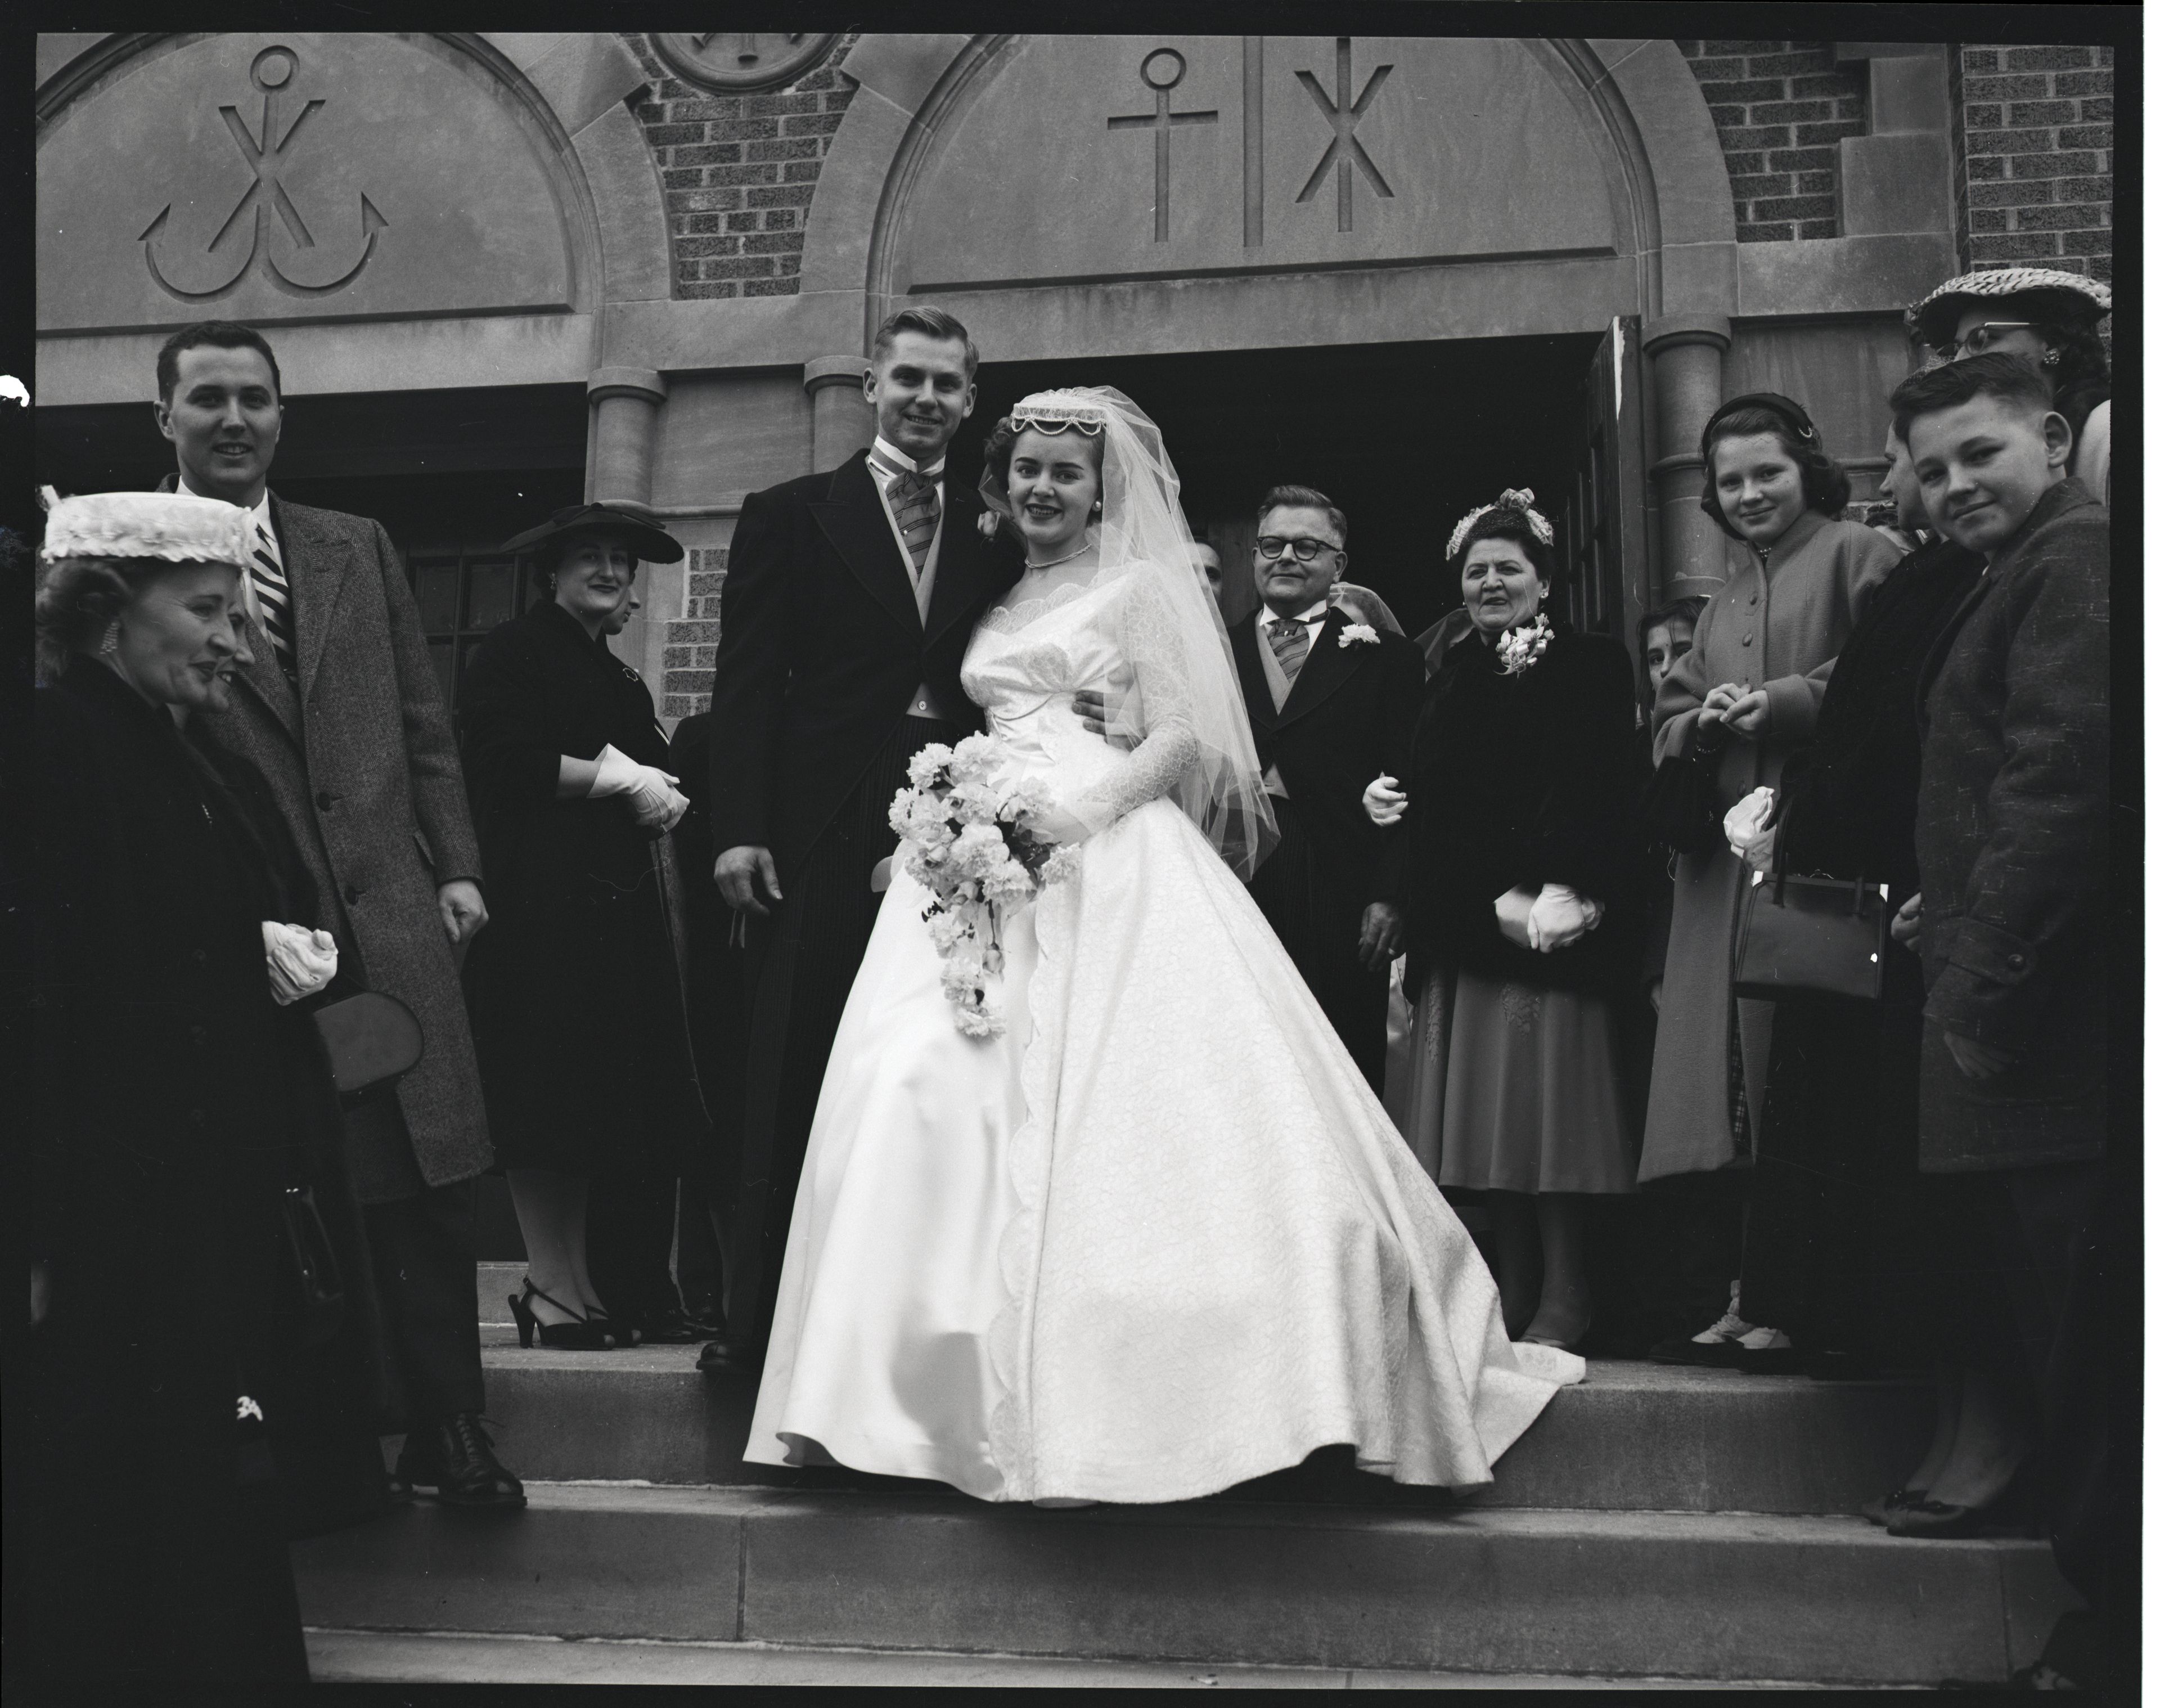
[344,884,362,905]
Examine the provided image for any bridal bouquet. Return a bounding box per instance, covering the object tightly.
[888,734,1081,1037]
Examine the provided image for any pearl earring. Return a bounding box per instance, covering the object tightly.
[100,621,120,654]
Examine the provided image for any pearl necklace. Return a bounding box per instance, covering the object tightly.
[1021,539,1094,576]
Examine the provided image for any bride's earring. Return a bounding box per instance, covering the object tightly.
[1091,500,1102,514]
[99,620,120,655]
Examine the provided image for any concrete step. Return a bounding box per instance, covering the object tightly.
[303,1628,1832,1688]
[462,1339,1931,1516]
[293,1482,2073,1685]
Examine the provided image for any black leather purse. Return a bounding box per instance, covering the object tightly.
[282,992,425,1347]
[1731,851,1891,1005]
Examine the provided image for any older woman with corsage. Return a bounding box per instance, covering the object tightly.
[1365,491,1643,1349]
[22,491,362,1684]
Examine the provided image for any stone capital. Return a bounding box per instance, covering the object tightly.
[1642,314,1732,357]
[587,366,667,406]
[803,354,872,395]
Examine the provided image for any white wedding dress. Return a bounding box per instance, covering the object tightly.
[744,563,1583,1503]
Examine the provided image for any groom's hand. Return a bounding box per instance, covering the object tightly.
[1073,689,1136,750]
[716,844,782,915]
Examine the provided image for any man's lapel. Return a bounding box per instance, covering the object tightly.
[811,453,921,638]
[273,494,356,702]
[924,483,1016,645]
[1277,606,1359,727]
[161,471,298,741]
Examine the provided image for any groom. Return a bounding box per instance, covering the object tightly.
[701,307,1019,1372]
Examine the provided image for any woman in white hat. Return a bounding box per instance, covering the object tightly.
[25,491,356,1683]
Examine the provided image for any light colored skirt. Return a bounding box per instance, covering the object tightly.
[1437,969,1635,1196]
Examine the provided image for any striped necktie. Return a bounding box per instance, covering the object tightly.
[1266,615,1311,682]
[249,513,296,675]
[870,452,940,583]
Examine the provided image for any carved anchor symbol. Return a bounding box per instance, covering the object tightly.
[141,46,387,301]
[1296,38,1394,233]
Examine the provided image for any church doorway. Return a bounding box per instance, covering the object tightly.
[957,324,1648,657]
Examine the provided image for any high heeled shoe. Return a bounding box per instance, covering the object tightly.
[507,1279,614,1350]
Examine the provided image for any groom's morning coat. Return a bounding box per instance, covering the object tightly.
[708,449,1018,878]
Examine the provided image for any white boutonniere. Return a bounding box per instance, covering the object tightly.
[1496,613,1553,676]
[1338,623,1380,648]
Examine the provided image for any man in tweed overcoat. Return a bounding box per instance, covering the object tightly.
[159,321,522,1508]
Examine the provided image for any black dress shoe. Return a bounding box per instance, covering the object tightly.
[638,1305,727,1345]
[395,1414,527,1511]
[696,1337,764,1376]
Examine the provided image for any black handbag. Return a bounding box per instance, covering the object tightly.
[1731,848,1891,1004]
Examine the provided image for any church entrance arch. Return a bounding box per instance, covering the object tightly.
[808,33,1736,639]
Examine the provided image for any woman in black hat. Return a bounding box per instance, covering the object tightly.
[457,506,713,1349]
[1636,395,1901,1365]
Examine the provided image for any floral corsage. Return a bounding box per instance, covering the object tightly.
[888,734,1081,1037]
[1337,622,1380,648]
[1495,613,1554,676]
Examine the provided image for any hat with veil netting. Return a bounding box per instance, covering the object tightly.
[979,386,1277,880]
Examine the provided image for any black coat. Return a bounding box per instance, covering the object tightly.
[1913,479,2109,1170]
[1230,605,1424,911]
[1406,626,1646,994]
[24,659,334,1680]
[1776,535,1986,905]
[457,600,710,1175]
[708,451,1020,879]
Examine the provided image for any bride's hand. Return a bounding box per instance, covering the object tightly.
[1363,774,1407,826]
[1024,801,1093,847]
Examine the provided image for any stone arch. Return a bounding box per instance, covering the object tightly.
[34,31,669,336]
[798,34,1739,354]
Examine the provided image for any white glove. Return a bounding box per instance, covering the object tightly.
[1724,785,1778,873]
[1494,886,1538,950]
[588,743,688,831]
[1527,883,1604,953]
[263,922,338,1006]
[1363,774,1407,826]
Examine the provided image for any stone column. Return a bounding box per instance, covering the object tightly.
[587,366,668,513]
[804,355,874,469]
[1644,313,1732,602]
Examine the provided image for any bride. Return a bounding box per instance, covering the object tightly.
[744,388,1581,1504]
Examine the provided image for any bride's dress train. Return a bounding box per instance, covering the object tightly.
[744,564,1582,1504]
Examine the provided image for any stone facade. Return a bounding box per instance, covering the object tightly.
[1679,40,1868,240]
[623,32,861,299]
[1950,44,2113,279]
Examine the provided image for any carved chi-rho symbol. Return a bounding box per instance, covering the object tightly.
[140,44,388,301]
[1297,38,1394,233]
[1107,49,1220,244]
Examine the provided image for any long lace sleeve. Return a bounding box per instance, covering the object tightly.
[1067,572,1203,834]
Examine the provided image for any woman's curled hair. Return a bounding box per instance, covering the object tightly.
[1448,506,1555,586]
[35,555,142,682]
[1700,406,1852,536]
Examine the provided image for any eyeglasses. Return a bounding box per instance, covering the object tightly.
[1256,535,1342,563]
[1940,321,2033,358]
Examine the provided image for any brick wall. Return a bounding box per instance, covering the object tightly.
[624,33,861,300]
[1951,45,2112,280]
[1678,41,1868,240]
[662,547,729,720]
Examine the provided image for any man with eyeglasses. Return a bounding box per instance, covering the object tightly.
[1227,485,1424,1092]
